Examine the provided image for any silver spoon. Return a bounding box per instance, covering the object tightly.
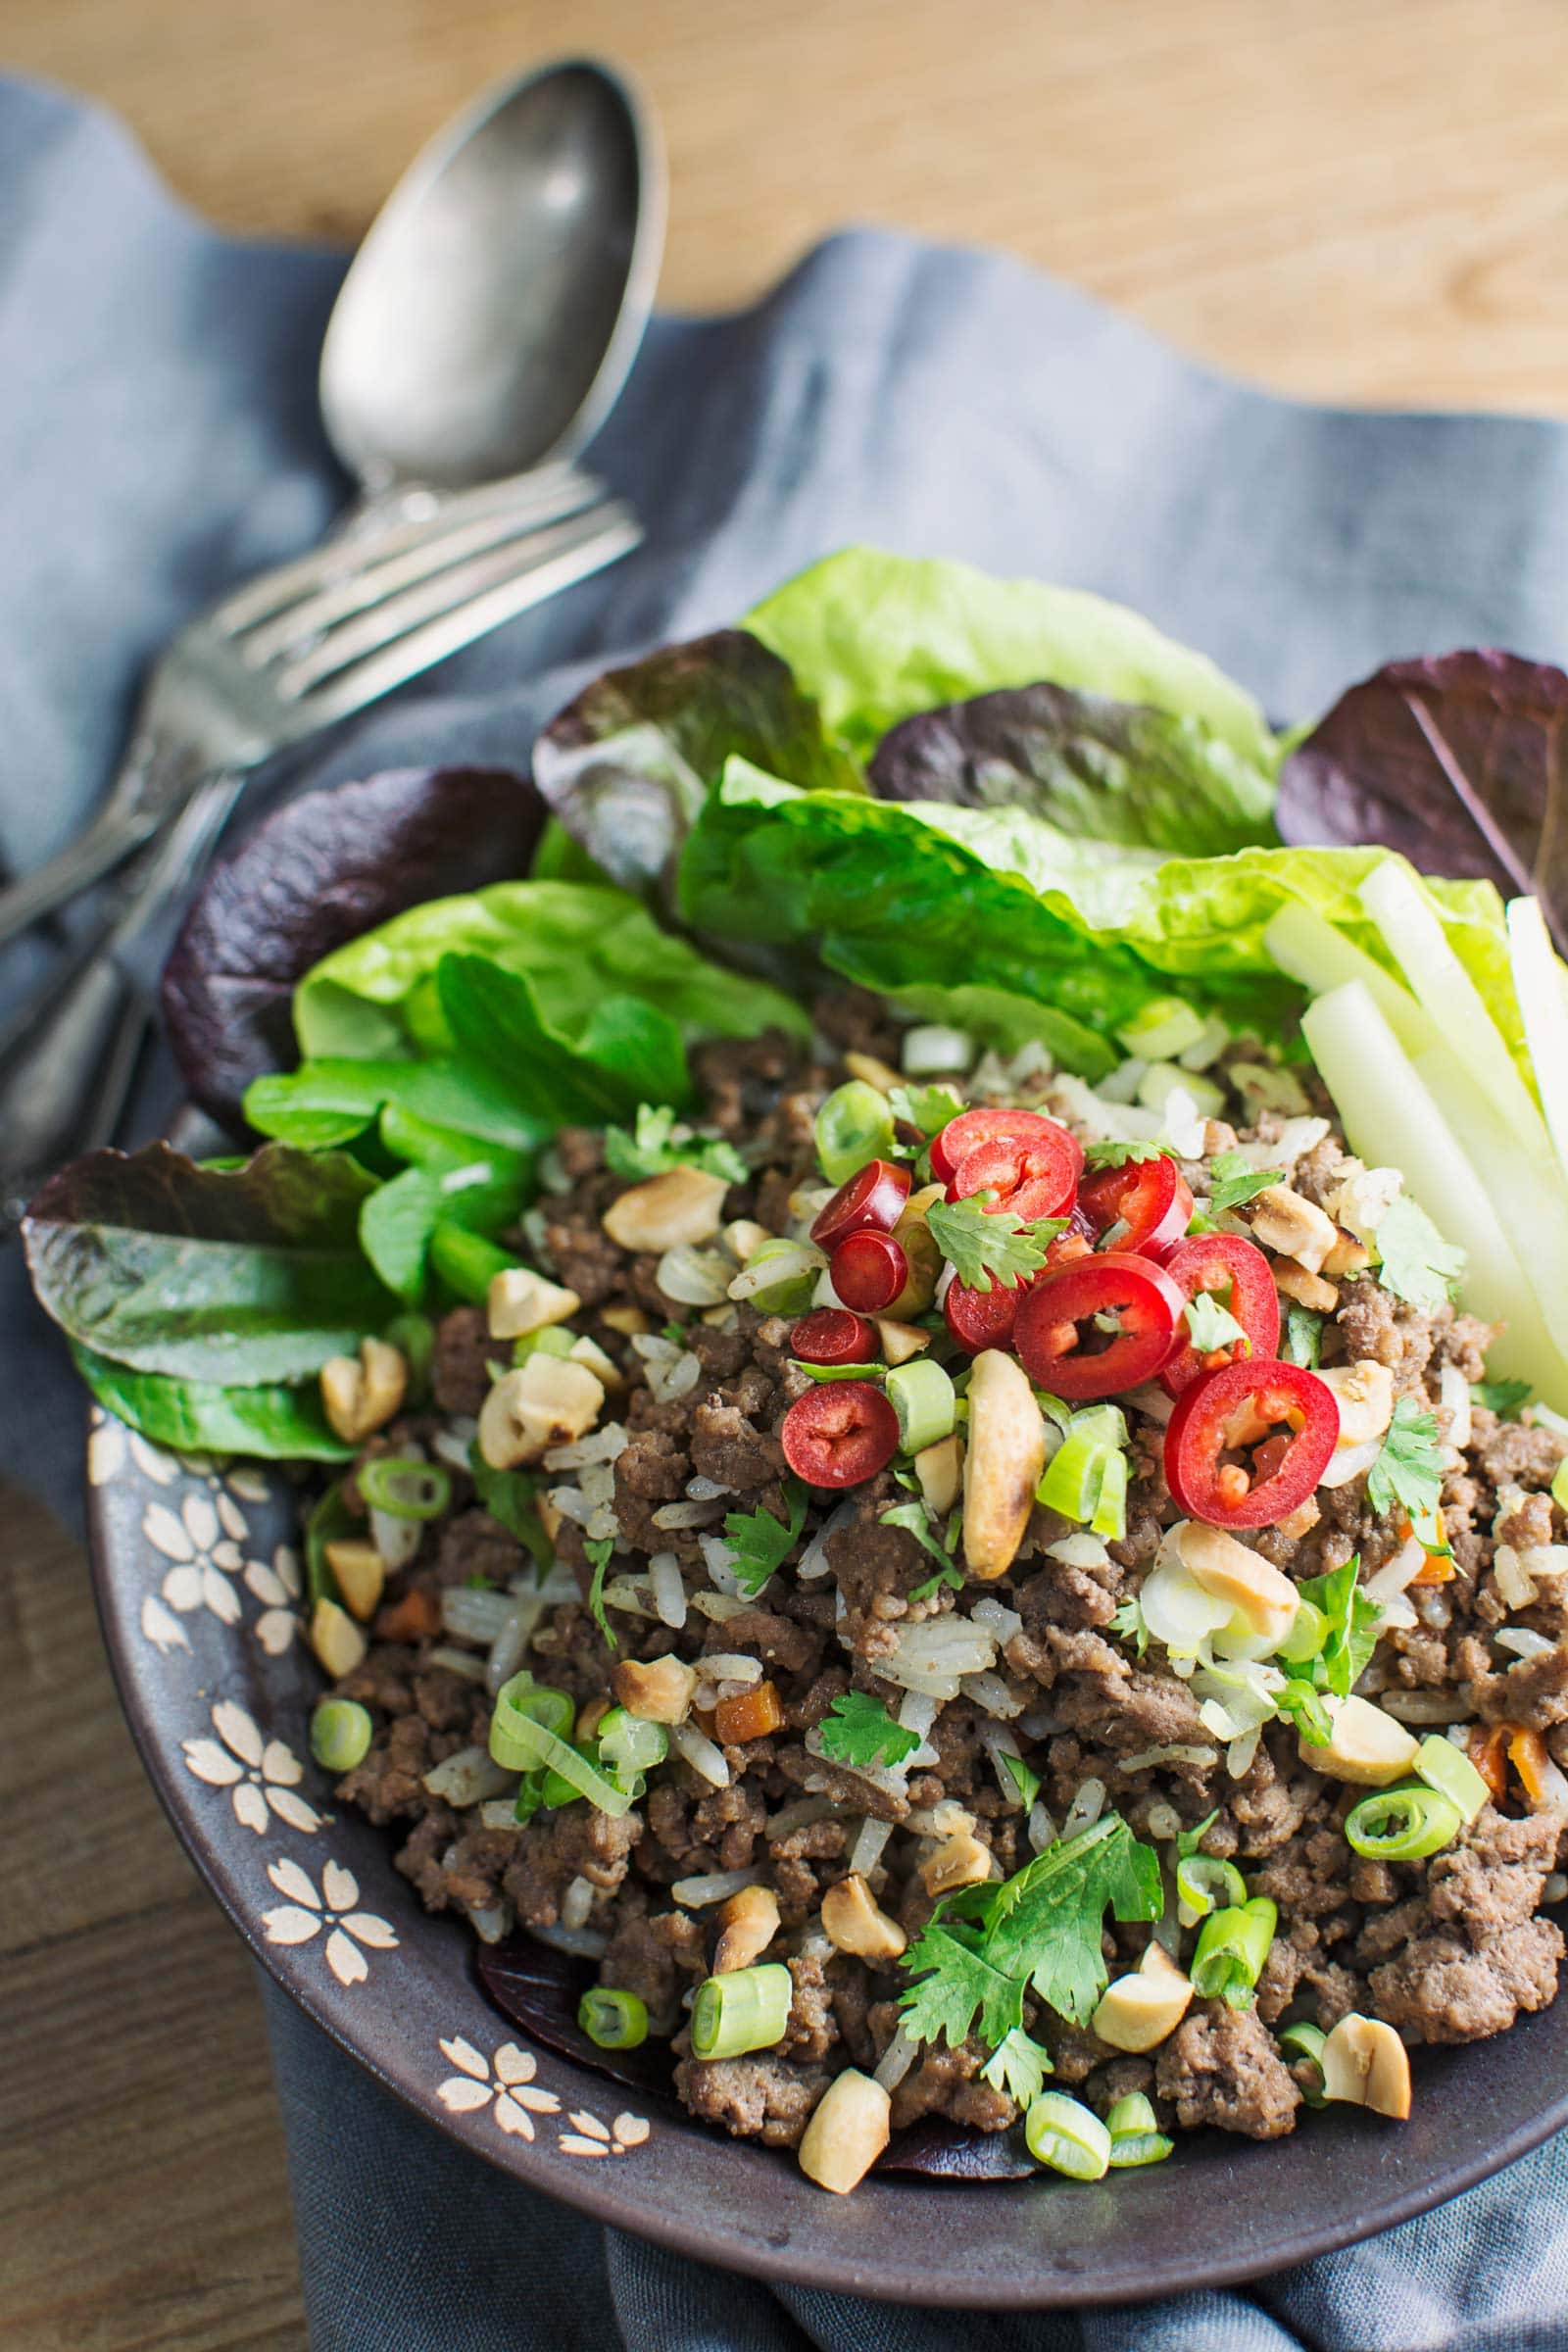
[0,55,663,1223]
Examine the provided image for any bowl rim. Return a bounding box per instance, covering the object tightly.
[85,1416,1568,2309]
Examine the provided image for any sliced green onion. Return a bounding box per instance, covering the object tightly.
[731,1237,822,1314]
[1274,1599,1330,1666]
[358,1457,453,1520]
[430,1224,516,1303]
[384,1311,434,1398]
[1190,1895,1277,2009]
[598,1705,669,1779]
[513,1326,577,1365]
[690,1962,793,2060]
[1037,1410,1129,1541]
[490,1671,579,1765]
[1089,1446,1128,1542]
[1553,1456,1568,1513]
[1278,2020,1328,2107]
[1412,1732,1492,1826]
[310,1698,372,1772]
[791,1359,891,1384]
[886,1358,956,1452]
[815,1081,896,1185]
[1175,1852,1249,1926]
[1344,1784,1461,1861]
[1117,997,1208,1063]
[1104,2091,1175,2167]
[1024,2090,1111,2180]
[541,1744,599,1808]
[578,1986,650,2049]
[304,1480,358,1608]
[513,1769,547,1827]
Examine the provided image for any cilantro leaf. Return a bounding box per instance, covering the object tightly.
[979,2028,1052,2108]
[1374,1196,1466,1312]
[984,1815,1163,2027]
[1083,1141,1177,1170]
[1174,1808,1219,1859]
[605,1102,746,1187]
[468,1445,553,1576]
[881,1496,963,1601]
[1184,1288,1250,1354]
[1282,1301,1323,1369]
[925,1194,1066,1292]
[583,1536,616,1649]
[898,1920,1026,2052]
[1274,1677,1335,1745]
[1298,1555,1384,1698]
[817,1690,920,1771]
[724,1477,809,1597]
[1365,1395,1446,1522]
[1109,1594,1152,1657]
[888,1083,965,1141]
[1472,1377,1532,1421]
[1207,1152,1284,1213]
[997,1750,1042,1810]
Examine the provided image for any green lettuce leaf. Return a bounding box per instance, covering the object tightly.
[293,878,807,1061]
[74,1346,353,1460]
[23,1142,397,1387]
[744,547,1279,769]
[436,956,692,1124]
[245,1057,549,1153]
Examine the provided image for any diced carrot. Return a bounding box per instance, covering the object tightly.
[714,1678,785,1745]
[1470,1722,1509,1802]
[374,1586,441,1642]
[1508,1726,1553,1805]
[1411,1552,1455,1585]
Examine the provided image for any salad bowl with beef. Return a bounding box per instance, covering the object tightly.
[32,551,1568,2283]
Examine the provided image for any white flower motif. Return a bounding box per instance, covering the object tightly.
[436,2037,562,2138]
[262,1857,398,1985]
[181,1702,319,1835]
[248,1544,304,1655]
[559,2105,650,2159]
[138,1486,302,1656]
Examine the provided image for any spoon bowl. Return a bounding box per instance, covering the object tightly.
[320,56,663,491]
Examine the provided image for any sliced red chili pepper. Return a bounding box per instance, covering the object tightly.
[1013,1251,1185,1399]
[1158,1234,1281,1397]
[943,1274,1023,1352]
[789,1307,879,1367]
[949,1130,1079,1222]
[809,1157,911,1250]
[830,1229,908,1313]
[1079,1154,1194,1261]
[1163,1356,1340,1530]
[930,1106,1084,1188]
[781,1381,900,1487]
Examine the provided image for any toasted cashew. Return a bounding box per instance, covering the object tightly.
[310,1596,367,1679]
[1320,2013,1412,2119]
[1250,1185,1339,1274]
[613,1653,698,1725]
[1298,1694,1419,1786]
[477,1354,605,1469]
[1317,1359,1396,1447]
[919,1832,994,1897]
[1092,1944,1195,2052]
[913,1433,964,1519]
[714,1883,782,1972]
[1272,1258,1340,1313]
[797,2069,891,2194]
[319,1337,408,1446]
[323,1538,385,1623]
[962,1349,1047,1579]
[1175,1520,1300,1645]
[820,1873,906,1961]
[488,1266,581,1340]
[603,1167,729,1251]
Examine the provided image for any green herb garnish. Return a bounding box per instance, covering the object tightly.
[605,1102,746,1186]
[817,1690,920,1770]
[1374,1196,1466,1312]
[1206,1152,1284,1213]
[1365,1396,1446,1522]
[584,1536,616,1649]
[724,1477,809,1597]
[925,1193,1065,1292]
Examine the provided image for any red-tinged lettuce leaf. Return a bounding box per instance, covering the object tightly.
[476,1934,677,2098]
[532,628,861,904]
[869,682,1277,857]
[877,2120,1036,2180]
[163,766,543,1131]
[24,1141,396,1386]
[1277,652,1568,950]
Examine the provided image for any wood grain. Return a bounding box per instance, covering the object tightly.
[7,2,1568,2342]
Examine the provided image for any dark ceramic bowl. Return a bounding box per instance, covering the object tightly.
[87,1408,1568,2306]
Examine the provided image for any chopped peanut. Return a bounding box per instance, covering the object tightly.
[1092,1944,1195,2052]
[1299,1694,1419,1786]
[1320,2013,1411,2119]
[713,1678,785,1744]
[797,2069,891,2194]
[477,1354,605,1469]
[713,1883,781,1973]
[487,1266,580,1340]
[1323,1230,1374,1279]
[820,1873,907,1962]
[310,1596,367,1678]
[1175,1520,1300,1645]
[323,1538,385,1622]
[319,1337,407,1445]
[575,1695,612,1742]
[843,1051,902,1096]
[1271,1257,1340,1313]
[962,1349,1047,1579]
[603,1166,729,1251]
[919,1832,994,1897]
[568,1333,623,1391]
[723,1218,771,1263]
[1318,1359,1396,1447]
[874,1317,931,1367]
[913,1433,963,1519]
[1249,1184,1339,1274]
[613,1653,698,1725]
[599,1302,651,1336]
[888,1184,944,1317]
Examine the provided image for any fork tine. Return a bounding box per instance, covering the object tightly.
[232,469,611,665]
[277,503,639,701]
[211,461,594,635]
[290,506,641,727]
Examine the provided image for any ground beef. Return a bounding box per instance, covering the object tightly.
[689,1396,784,1492]
[437,1509,531,1591]
[612,1427,690,1549]
[543,1206,626,1306]
[1370,1921,1564,2042]
[430,1305,493,1418]
[502,1804,642,1929]
[889,2036,1016,2132]
[1477,1416,1568,1487]
[1155,2003,1301,2138]
[1334,1278,1403,1367]
[1480,1643,1568,1728]
[674,2053,828,2146]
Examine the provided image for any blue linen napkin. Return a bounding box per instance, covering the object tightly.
[6,68,1568,2352]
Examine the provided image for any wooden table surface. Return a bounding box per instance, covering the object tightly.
[7,1,1568,2343]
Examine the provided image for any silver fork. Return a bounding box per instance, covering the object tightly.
[0,469,639,1223]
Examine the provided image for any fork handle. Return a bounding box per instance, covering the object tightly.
[0,723,205,951]
[0,773,243,1229]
